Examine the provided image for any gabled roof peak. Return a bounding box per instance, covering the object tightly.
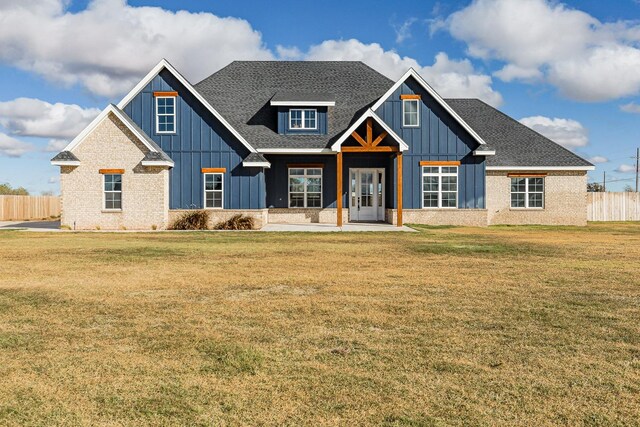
[371,68,488,147]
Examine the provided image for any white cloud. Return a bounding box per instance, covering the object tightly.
[616,164,637,173]
[440,0,640,101]
[394,18,418,44]
[0,98,100,139]
[48,176,59,184]
[519,116,588,149]
[493,64,543,83]
[0,133,33,157]
[303,40,502,106]
[0,0,274,97]
[45,139,69,152]
[0,1,501,106]
[620,102,640,114]
[588,156,609,164]
[275,45,303,60]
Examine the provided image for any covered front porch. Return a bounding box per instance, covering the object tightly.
[263,112,407,226]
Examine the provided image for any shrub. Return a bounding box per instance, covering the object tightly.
[214,214,255,230]
[170,210,210,230]
[151,224,157,231]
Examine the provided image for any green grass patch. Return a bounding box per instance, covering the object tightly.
[198,340,263,376]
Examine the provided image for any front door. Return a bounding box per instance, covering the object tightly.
[349,168,385,222]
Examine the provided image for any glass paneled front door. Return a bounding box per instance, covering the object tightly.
[349,168,385,221]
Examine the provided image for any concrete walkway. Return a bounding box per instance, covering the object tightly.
[0,220,61,231]
[261,223,417,232]
[0,221,416,233]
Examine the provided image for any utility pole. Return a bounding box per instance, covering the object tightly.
[603,171,606,192]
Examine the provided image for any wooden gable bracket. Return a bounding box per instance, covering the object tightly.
[350,117,390,150]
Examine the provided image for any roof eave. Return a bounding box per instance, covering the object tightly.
[270,101,336,107]
[486,165,595,171]
[51,160,80,167]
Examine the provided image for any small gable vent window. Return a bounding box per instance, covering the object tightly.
[290,109,317,130]
[402,99,419,127]
[155,95,176,134]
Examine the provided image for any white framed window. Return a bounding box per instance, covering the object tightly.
[204,173,224,209]
[103,174,122,210]
[289,109,317,130]
[288,167,322,208]
[402,99,419,127]
[511,177,544,209]
[422,166,458,208]
[156,96,176,134]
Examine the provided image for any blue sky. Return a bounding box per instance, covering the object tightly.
[1,0,639,193]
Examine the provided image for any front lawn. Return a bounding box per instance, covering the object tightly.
[0,223,639,426]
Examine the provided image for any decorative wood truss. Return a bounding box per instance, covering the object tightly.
[335,117,404,227]
[346,118,396,152]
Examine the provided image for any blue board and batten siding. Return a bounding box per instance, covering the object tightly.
[277,107,328,135]
[123,70,265,210]
[265,154,393,209]
[375,76,486,209]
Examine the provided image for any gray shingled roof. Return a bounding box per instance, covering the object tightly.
[194,61,590,168]
[142,151,173,162]
[195,61,393,149]
[243,152,269,163]
[51,151,78,162]
[271,91,335,104]
[445,99,593,167]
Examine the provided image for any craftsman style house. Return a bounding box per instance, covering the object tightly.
[51,59,593,229]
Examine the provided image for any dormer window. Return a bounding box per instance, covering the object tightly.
[290,109,317,130]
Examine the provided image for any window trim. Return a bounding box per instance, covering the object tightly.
[288,167,323,208]
[421,165,458,209]
[155,95,177,134]
[402,99,420,128]
[102,173,122,211]
[510,176,545,209]
[203,172,224,209]
[289,108,318,130]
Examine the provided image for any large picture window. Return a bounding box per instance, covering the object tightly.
[511,177,544,208]
[156,96,176,133]
[402,99,419,127]
[422,166,458,208]
[289,167,322,208]
[204,173,224,208]
[289,109,317,130]
[103,174,122,210]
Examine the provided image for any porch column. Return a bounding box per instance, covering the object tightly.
[397,152,403,227]
[336,151,343,226]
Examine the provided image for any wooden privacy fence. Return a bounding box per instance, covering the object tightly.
[0,195,60,221]
[588,192,640,221]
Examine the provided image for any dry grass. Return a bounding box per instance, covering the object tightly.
[0,223,639,426]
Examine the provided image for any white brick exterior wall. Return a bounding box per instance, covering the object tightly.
[486,170,588,226]
[168,209,269,229]
[60,113,169,230]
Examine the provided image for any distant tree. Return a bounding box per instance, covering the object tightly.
[587,182,605,192]
[0,183,29,195]
[623,185,635,192]
[40,190,55,196]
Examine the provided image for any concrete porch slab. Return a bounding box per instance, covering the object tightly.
[260,223,417,232]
